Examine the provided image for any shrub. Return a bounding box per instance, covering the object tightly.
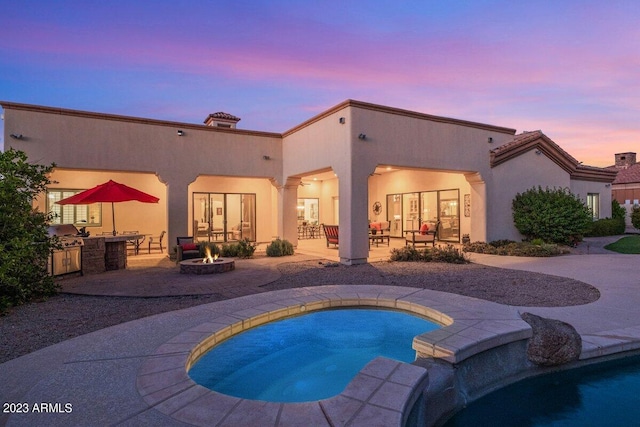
[612,200,626,222]
[265,238,294,257]
[390,245,468,263]
[464,241,566,257]
[488,239,517,247]
[632,206,640,230]
[586,218,625,237]
[463,241,498,254]
[220,243,239,258]
[512,186,592,245]
[530,238,545,246]
[390,246,422,261]
[218,239,256,258]
[236,239,257,258]
[0,149,59,312]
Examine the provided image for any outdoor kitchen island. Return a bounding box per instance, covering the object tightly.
[82,234,144,273]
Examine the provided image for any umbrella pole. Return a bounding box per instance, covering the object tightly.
[112,202,116,236]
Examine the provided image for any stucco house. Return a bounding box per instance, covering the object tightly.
[1,99,617,264]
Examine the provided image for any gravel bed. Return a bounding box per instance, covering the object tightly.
[0,259,599,364]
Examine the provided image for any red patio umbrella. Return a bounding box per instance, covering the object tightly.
[57,180,159,235]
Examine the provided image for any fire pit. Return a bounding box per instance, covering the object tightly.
[179,258,235,275]
[179,247,235,275]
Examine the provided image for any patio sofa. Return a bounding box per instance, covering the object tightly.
[405,221,440,247]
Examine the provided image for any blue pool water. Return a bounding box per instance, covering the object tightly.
[445,354,640,426]
[188,308,440,402]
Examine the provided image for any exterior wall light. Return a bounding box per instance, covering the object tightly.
[488,137,493,143]
[339,117,346,124]
[10,133,23,139]
[358,133,366,140]
[177,130,184,136]
[535,149,542,155]
[263,155,271,160]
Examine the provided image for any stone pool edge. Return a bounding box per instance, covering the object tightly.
[136,288,532,426]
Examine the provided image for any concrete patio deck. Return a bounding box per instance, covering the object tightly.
[2,236,639,426]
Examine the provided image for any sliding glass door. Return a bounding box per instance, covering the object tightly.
[193,192,256,242]
[386,189,460,242]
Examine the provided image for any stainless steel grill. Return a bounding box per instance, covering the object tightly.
[47,224,84,276]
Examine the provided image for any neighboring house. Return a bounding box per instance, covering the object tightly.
[607,152,640,228]
[1,99,617,264]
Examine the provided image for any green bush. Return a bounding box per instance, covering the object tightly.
[530,238,545,246]
[0,149,59,312]
[220,243,239,258]
[236,239,257,258]
[389,246,422,261]
[218,239,256,258]
[512,186,592,245]
[488,239,517,247]
[612,200,626,222]
[390,245,468,263]
[586,218,625,237]
[265,238,294,257]
[464,241,566,257]
[632,206,640,230]
[463,241,498,254]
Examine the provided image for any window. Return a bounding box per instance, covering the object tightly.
[47,190,102,226]
[587,193,600,219]
[297,198,319,224]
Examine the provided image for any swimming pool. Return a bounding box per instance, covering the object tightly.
[444,354,640,426]
[188,308,440,402]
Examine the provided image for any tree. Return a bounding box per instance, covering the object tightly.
[632,205,640,230]
[0,149,58,311]
[512,186,592,245]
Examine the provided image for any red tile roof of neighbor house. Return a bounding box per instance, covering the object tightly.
[611,163,640,184]
[490,130,617,183]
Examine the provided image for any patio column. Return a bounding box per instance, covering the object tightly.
[276,177,300,245]
[338,169,369,265]
[160,174,197,255]
[465,172,487,243]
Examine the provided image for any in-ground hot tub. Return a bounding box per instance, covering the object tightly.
[188,307,440,402]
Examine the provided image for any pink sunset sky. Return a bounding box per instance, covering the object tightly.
[1,1,638,166]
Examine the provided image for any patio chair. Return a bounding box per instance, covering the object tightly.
[322,224,339,248]
[405,221,440,247]
[176,236,200,261]
[147,231,166,254]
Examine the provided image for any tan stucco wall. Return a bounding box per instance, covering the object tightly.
[5,100,613,263]
[4,107,282,247]
[571,179,613,219]
[488,149,571,241]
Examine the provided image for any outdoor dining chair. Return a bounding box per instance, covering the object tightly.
[148,231,166,254]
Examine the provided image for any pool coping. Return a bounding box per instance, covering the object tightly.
[136,289,533,426]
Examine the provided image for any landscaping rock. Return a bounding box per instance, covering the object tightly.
[521,312,582,366]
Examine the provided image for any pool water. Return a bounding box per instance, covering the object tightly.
[445,354,640,426]
[188,308,440,402]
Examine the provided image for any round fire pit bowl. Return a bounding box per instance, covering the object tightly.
[179,258,235,275]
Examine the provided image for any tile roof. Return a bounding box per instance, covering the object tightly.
[613,162,640,184]
[490,130,617,183]
[204,112,241,123]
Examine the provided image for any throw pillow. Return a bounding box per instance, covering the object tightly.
[181,243,198,251]
[420,223,429,235]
